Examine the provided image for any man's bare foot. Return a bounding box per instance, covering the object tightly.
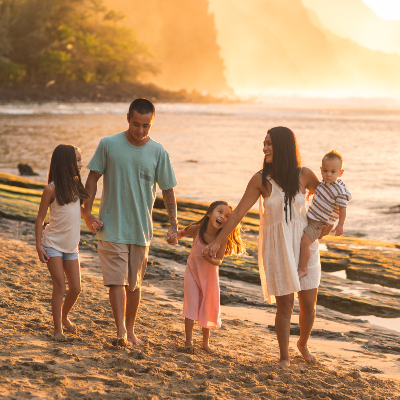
[62,318,77,334]
[276,359,290,368]
[297,341,316,364]
[202,344,214,354]
[52,333,67,342]
[127,334,144,345]
[298,269,308,279]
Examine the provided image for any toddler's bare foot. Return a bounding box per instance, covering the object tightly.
[62,318,77,334]
[297,341,316,364]
[276,359,290,368]
[298,269,308,279]
[127,333,144,346]
[202,344,214,354]
[52,333,67,342]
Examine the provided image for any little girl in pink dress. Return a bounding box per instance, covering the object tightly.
[173,201,245,352]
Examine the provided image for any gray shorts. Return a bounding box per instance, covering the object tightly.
[97,240,149,291]
[303,217,327,242]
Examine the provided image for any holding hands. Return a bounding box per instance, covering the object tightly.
[202,242,221,260]
[84,213,103,234]
[166,226,179,245]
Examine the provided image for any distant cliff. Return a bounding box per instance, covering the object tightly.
[209,0,400,96]
[104,0,230,95]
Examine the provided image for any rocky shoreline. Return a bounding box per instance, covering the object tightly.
[0,82,235,104]
[1,171,399,320]
[1,171,400,398]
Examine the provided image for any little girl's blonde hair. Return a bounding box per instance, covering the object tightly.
[189,200,246,256]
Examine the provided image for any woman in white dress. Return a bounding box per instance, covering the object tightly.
[205,126,331,367]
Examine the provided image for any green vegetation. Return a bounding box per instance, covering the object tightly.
[0,0,156,85]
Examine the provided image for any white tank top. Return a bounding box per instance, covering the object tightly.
[42,183,81,253]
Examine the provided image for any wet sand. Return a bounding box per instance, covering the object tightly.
[1,217,399,399]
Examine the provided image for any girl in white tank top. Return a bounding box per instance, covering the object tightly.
[35,144,91,341]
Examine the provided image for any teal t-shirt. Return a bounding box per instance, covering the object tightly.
[87,132,177,246]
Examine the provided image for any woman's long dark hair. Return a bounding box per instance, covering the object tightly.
[48,144,89,205]
[261,127,302,222]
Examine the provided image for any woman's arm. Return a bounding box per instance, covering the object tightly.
[208,173,263,258]
[300,167,320,194]
[301,167,333,238]
[204,237,229,266]
[35,185,55,263]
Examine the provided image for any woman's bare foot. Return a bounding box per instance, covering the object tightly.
[297,340,316,364]
[62,318,77,334]
[276,359,290,368]
[127,333,144,345]
[52,333,67,342]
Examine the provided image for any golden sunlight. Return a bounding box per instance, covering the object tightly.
[362,0,400,20]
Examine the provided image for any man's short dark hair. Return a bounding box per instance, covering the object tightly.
[128,98,155,119]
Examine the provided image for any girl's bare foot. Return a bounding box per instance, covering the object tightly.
[276,359,290,368]
[127,333,144,345]
[185,341,193,348]
[202,344,214,353]
[62,318,77,334]
[297,340,316,364]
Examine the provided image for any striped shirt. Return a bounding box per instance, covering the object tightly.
[307,179,351,224]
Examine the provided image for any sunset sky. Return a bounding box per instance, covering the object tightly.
[362,0,400,20]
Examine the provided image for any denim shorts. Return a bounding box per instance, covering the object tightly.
[42,245,79,261]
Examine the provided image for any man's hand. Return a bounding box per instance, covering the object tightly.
[84,213,103,234]
[166,225,178,245]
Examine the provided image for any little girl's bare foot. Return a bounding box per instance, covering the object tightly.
[202,344,214,354]
[276,359,290,368]
[62,318,77,334]
[297,341,316,364]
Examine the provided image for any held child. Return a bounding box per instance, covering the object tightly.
[298,150,351,278]
[35,144,97,341]
[173,201,245,353]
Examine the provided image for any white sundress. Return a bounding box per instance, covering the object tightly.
[258,178,321,304]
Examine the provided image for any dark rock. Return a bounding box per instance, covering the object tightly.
[17,163,38,176]
[360,366,383,374]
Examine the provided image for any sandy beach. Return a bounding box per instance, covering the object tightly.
[1,215,399,400]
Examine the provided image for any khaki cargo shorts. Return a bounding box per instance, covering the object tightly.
[303,217,326,242]
[97,240,149,291]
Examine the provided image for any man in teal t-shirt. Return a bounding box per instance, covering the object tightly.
[83,98,178,347]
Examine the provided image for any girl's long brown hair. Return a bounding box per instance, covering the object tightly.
[261,127,302,222]
[48,144,89,205]
[188,201,245,256]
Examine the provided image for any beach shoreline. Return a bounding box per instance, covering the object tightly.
[1,217,400,399]
[1,171,400,398]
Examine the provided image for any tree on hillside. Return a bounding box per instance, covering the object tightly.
[0,0,156,85]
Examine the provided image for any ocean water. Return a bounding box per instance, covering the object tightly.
[1,100,399,243]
